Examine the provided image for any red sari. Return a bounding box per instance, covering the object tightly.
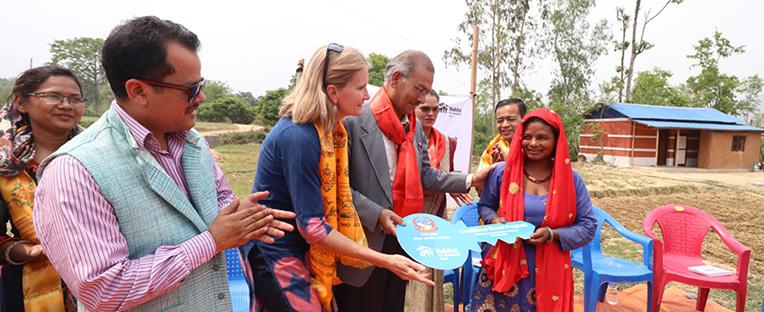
[481,108,577,312]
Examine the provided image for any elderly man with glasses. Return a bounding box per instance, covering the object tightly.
[335,50,496,312]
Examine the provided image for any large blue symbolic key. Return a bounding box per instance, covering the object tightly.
[396,213,535,270]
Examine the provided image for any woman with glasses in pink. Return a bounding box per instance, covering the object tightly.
[0,65,85,312]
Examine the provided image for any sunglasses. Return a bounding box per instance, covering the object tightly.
[418,106,440,114]
[322,43,344,89]
[135,78,206,103]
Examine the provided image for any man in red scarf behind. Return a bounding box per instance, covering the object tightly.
[335,50,495,312]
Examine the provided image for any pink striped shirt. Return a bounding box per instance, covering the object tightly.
[33,104,237,311]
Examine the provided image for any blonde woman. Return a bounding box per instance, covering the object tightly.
[248,44,432,312]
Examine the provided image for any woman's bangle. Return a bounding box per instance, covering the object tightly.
[545,227,555,243]
[4,240,31,266]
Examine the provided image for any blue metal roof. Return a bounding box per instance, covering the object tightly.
[609,103,743,124]
[634,120,764,132]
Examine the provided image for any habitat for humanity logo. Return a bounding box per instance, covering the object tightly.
[438,102,462,117]
[416,246,435,258]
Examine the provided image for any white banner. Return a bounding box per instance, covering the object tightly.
[432,94,473,174]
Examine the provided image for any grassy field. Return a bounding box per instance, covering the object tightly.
[214,143,261,196]
[80,115,242,133]
[215,143,763,311]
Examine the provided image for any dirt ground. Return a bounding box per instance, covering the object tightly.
[619,165,764,189]
[198,123,262,136]
[576,163,764,311]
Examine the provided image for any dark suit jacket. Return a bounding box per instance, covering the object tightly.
[338,104,469,286]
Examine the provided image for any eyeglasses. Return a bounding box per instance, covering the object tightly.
[27,92,87,106]
[322,43,344,89]
[404,77,431,96]
[417,106,440,114]
[135,78,206,103]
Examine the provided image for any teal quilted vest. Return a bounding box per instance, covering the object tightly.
[39,106,232,312]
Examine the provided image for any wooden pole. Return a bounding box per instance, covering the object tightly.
[675,129,680,167]
[630,122,636,166]
[469,25,479,171]
[654,129,659,166]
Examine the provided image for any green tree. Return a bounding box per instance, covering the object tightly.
[0,77,14,104]
[612,7,630,102]
[512,86,543,110]
[737,75,763,123]
[235,91,258,106]
[255,88,289,126]
[621,0,683,101]
[630,68,689,106]
[596,77,621,104]
[543,0,610,157]
[368,53,389,86]
[203,80,233,104]
[685,31,758,115]
[197,96,255,124]
[50,37,109,115]
[445,0,541,106]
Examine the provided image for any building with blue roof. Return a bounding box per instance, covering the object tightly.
[579,103,763,169]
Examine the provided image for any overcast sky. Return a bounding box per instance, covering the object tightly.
[1,0,762,109]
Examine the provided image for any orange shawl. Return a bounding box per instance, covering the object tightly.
[308,122,369,311]
[426,128,447,170]
[371,87,424,218]
[0,172,65,311]
[478,135,510,170]
[482,108,576,312]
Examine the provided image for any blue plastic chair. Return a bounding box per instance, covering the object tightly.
[445,201,482,312]
[443,264,459,312]
[571,205,654,312]
[225,248,250,312]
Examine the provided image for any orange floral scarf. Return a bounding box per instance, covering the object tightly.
[308,122,369,311]
[481,108,576,312]
[478,135,510,170]
[0,172,65,311]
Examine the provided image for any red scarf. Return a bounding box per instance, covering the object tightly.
[482,108,576,312]
[371,87,424,218]
[427,128,447,170]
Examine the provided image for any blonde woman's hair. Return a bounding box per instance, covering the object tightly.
[280,45,369,131]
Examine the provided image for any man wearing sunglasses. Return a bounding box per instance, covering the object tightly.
[336,50,496,312]
[32,16,295,311]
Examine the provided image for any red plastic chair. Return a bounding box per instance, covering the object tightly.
[643,204,750,312]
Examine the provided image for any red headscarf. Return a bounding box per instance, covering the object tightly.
[371,86,424,218]
[482,108,577,312]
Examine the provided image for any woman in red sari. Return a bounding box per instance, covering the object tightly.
[470,108,596,312]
